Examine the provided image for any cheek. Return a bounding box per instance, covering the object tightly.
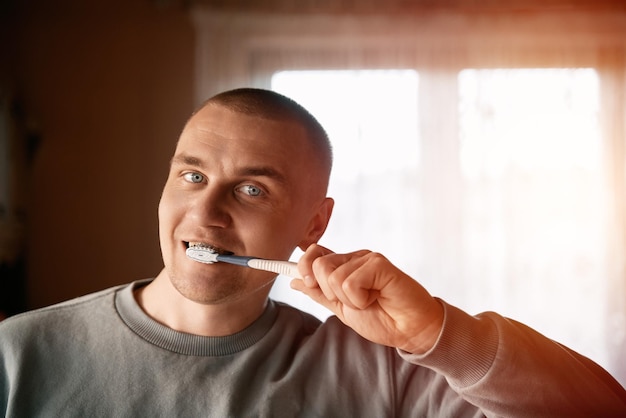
[258,210,312,255]
[157,198,171,252]
[157,188,181,241]
[233,213,285,253]
[158,191,170,224]
[159,181,186,218]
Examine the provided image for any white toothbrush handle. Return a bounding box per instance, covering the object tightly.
[247,259,300,278]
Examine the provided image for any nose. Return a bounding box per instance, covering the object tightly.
[188,184,233,228]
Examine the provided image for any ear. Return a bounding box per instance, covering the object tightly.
[298,197,334,251]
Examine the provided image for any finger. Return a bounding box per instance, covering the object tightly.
[322,266,355,309]
[329,252,381,309]
[290,278,339,314]
[311,250,372,309]
[310,254,342,303]
[342,258,384,309]
[298,244,334,288]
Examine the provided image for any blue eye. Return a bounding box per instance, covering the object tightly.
[184,172,204,183]
[239,184,262,197]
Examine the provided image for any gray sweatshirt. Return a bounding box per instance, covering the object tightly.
[1,279,625,417]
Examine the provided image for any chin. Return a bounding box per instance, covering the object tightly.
[167,262,247,304]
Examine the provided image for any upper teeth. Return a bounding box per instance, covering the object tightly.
[189,242,221,254]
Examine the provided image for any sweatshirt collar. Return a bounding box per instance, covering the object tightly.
[115,279,278,356]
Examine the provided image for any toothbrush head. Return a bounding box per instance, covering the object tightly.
[186,245,219,264]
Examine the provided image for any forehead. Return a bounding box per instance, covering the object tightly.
[174,104,325,186]
[180,104,310,152]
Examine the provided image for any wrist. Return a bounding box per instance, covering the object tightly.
[400,298,444,354]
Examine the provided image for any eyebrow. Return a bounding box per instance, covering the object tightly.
[171,153,288,185]
[171,154,204,169]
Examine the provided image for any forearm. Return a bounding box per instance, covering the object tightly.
[399,299,626,417]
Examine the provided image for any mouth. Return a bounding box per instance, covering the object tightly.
[184,242,234,256]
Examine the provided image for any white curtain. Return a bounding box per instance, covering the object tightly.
[192,8,626,386]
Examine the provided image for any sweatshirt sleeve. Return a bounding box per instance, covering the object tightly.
[397,299,626,417]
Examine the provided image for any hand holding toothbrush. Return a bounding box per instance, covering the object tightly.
[290,244,445,355]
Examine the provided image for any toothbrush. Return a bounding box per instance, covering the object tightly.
[186,247,300,278]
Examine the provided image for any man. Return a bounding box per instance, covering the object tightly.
[1,88,625,417]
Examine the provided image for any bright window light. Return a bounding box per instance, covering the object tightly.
[457,68,606,363]
[459,68,600,176]
[269,68,607,372]
[270,70,420,319]
[272,70,420,179]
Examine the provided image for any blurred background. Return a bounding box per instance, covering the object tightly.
[1,0,625,386]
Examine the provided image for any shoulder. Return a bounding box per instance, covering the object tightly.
[271,300,360,340]
[272,300,323,332]
[271,300,390,355]
[0,282,132,338]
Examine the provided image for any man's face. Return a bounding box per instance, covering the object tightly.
[158,104,330,305]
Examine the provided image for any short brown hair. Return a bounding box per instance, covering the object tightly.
[200,88,333,181]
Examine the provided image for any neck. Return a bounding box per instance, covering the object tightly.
[134,270,269,337]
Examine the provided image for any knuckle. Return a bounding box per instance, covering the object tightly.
[342,278,359,294]
[367,252,388,266]
[327,270,343,288]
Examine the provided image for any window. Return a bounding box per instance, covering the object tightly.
[456,69,606,361]
[270,69,420,320]
[269,67,612,371]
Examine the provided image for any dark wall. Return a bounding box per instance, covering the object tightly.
[0,0,195,310]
